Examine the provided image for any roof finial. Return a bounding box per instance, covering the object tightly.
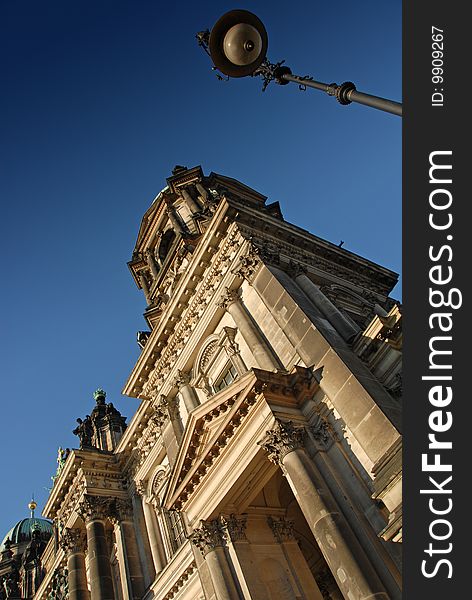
[28,495,37,519]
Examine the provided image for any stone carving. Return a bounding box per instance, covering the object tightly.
[310,417,332,450]
[150,403,168,429]
[232,250,261,281]
[60,528,85,555]
[46,567,69,600]
[135,480,147,497]
[190,520,225,556]
[258,420,306,465]
[174,369,191,389]
[220,514,248,543]
[110,498,134,524]
[217,287,240,310]
[198,340,219,372]
[151,470,168,497]
[1,564,20,599]
[287,260,308,278]
[267,516,295,543]
[77,495,111,523]
[73,390,127,451]
[315,566,339,600]
[162,396,181,423]
[72,416,93,449]
[22,528,46,567]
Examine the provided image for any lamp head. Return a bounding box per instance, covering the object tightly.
[209,9,268,77]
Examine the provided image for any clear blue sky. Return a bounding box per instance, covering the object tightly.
[0,0,401,536]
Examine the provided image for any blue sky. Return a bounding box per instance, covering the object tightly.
[0,0,401,536]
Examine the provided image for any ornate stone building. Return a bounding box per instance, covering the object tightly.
[2,165,402,599]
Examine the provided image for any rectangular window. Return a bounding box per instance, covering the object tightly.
[215,364,238,392]
[164,509,186,553]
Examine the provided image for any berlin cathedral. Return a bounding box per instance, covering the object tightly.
[1,165,402,600]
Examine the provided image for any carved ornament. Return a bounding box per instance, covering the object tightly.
[258,420,306,465]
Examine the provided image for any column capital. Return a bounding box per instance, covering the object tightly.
[288,260,308,278]
[231,250,261,282]
[310,416,335,451]
[60,527,86,554]
[174,369,191,389]
[217,287,241,310]
[150,402,168,429]
[77,495,111,524]
[135,479,147,497]
[190,519,225,556]
[110,498,134,525]
[267,516,295,543]
[258,420,306,465]
[220,514,248,543]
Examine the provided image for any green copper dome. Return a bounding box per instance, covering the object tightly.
[0,517,53,551]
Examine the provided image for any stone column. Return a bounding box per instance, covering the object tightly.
[191,520,241,600]
[218,288,280,372]
[60,528,90,600]
[195,182,209,205]
[78,496,115,600]
[140,493,166,575]
[162,395,184,442]
[145,249,159,279]
[131,489,154,587]
[110,499,145,600]
[293,270,359,342]
[259,421,389,600]
[166,207,184,236]
[267,517,325,600]
[220,515,270,600]
[138,272,151,304]
[181,188,201,214]
[174,370,199,413]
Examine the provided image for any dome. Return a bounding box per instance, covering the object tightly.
[0,517,53,551]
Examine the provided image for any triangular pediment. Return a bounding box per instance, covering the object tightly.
[164,366,315,510]
[164,370,259,510]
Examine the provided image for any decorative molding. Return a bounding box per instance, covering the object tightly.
[139,225,241,397]
[161,562,197,600]
[258,420,306,465]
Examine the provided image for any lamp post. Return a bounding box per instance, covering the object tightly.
[197,9,402,117]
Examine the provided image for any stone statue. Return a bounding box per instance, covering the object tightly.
[72,415,93,448]
[2,564,20,598]
[22,528,45,566]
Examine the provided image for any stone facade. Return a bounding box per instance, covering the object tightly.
[19,165,401,599]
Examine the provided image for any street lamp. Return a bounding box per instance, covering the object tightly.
[197,9,402,117]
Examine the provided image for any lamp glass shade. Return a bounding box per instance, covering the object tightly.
[223,24,263,66]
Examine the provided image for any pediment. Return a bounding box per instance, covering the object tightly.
[164,371,259,510]
[164,366,315,510]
